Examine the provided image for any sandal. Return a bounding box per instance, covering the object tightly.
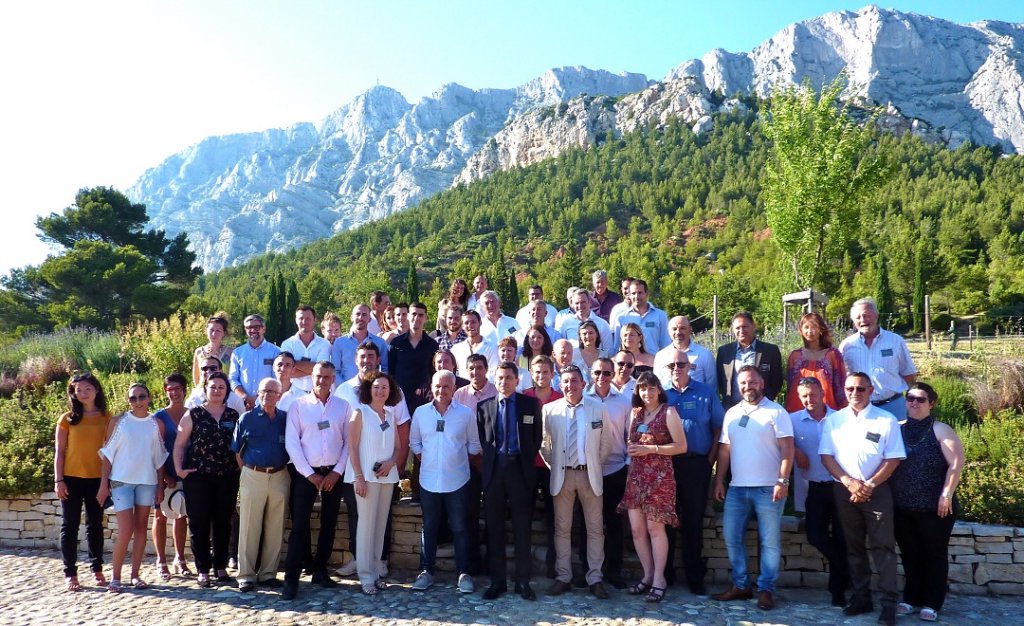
[197,572,211,588]
[374,579,387,590]
[65,576,82,592]
[93,571,109,587]
[131,576,148,590]
[361,582,378,595]
[645,586,666,603]
[897,603,919,616]
[107,580,123,594]
[920,607,938,622]
[157,561,171,582]
[173,557,194,577]
[628,581,652,595]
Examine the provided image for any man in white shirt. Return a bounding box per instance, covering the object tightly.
[607,277,635,329]
[409,370,482,594]
[186,355,247,414]
[613,279,671,355]
[514,298,561,348]
[367,291,391,336]
[281,306,332,392]
[712,366,794,611]
[820,372,905,626]
[839,298,917,422]
[583,357,631,589]
[541,365,612,599]
[790,377,847,607]
[467,275,488,312]
[551,339,574,377]
[515,284,557,329]
[654,316,716,388]
[557,288,613,350]
[282,361,351,600]
[479,290,520,345]
[272,352,305,413]
[451,310,499,375]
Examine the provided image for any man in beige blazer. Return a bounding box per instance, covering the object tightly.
[541,364,613,599]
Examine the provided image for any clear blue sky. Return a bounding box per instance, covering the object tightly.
[0,1,1020,275]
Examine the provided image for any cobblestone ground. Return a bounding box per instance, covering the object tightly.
[3,548,1021,626]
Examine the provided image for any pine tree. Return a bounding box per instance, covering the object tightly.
[406,259,420,304]
[875,254,894,324]
[265,276,280,341]
[912,244,926,333]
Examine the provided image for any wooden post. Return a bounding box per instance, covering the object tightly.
[969,325,974,351]
[924,295,931,351]
[782,304,788,343]
[712,295,719,349]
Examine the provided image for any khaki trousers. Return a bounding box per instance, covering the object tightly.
[355,481,394,585]
[553,469,604,584]
[237,466,290,583]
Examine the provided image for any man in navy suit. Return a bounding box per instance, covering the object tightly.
[715,312,783,410]
[476,361,543,601]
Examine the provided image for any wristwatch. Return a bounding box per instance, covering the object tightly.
[776,477,790,486]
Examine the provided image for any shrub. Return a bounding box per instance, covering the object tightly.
[928,374,977,430]
[0,384,68,497]
[0,328,122,380]
[122,314,207,379]
[958,410,1024,527]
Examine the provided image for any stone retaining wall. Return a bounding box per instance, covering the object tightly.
[2,493,1022,595]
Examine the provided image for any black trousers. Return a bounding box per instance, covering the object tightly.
[340,481,393,560]
[894,506,955,610]
[666,454,712,587]
[535,465,556,573]
[60,476,104,577]
[834,482,898,608]
[284,470,343,582]
[805,480,849,597]
[483,461,534,585]
[184,472,240,573]
[467,467,484,574]
[601,466,628,578]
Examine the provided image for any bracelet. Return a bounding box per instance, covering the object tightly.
[941,490,952,498]
[864,478,876,489]
[355,474,364,479]
[655,445,659,454]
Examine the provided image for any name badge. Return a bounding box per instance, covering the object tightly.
[523,415,535,425]
[380,421,391,432]
[507,327,516,335]
[739,415,750,428]
[591,420,603,429]
[263,358,274,365]
[317,420,330,430]
[865,432,881,443]
[881,348,894,357]
[221,420,235,430]
[682,401,697,411]
[645,322,656,328]
[637,424,649,434]
[278,435,286,444]
[436,420,445,432]
[759,363,770,371]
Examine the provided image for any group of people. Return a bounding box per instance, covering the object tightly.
[53,271,965,624]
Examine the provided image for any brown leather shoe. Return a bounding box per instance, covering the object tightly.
[547,580,572,596]
[757,590,775,610]
[712,586,753,601]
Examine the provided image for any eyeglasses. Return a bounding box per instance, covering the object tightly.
[798,376,820,386]
[258,389,281,395]
[667,362,690,370]
[906,395,930,404]
[614,361,635,368]
[201,366,220,372]
[845,386,868,392]
[128,395,149,402]
[244,325,263,331]
[591,370,612,377]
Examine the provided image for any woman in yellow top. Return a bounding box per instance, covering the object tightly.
[54,372,112,592]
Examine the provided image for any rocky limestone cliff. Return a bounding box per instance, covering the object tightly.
[134,6,1024,270]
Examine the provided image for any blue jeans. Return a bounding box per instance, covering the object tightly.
[420,482,471,574]
[723,485,785,592]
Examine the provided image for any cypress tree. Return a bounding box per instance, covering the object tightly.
[912,244,926,333]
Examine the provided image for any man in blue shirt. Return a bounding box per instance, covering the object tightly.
[332,304,389,381]
[230,314,282,411]
[664,348,724,595]
[232,377,290,591]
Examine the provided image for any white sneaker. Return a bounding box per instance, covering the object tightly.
[412,570,433,591]
[336,559,358,577]
[377,560,389,577]
[457,573,474,594]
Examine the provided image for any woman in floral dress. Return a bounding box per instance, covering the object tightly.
[618,372,687,603]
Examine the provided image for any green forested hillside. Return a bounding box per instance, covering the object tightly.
[191,111,1024,335]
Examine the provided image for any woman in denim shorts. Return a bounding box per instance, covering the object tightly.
[97,383,169,592]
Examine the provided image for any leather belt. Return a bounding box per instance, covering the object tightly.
[312,465,336,476]
[872,394,900,406]
[245,463,285,474]
[565,465,588,471]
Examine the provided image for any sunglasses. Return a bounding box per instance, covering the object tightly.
[591,370,613,377]
[906,395,930,404]
[128,395,149,402]
[798,376,819,386]
[845,386,868,392]
[201,366,220,372]
[667,362,690,370]
[614,361,635,368]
